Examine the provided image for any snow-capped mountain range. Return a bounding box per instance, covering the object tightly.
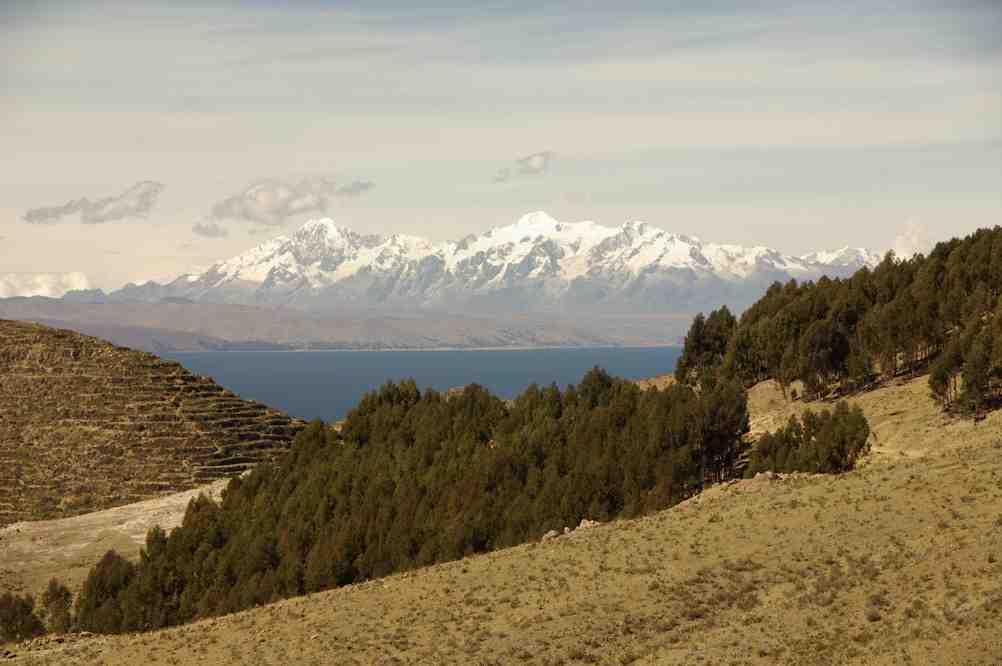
[80,211,881,314]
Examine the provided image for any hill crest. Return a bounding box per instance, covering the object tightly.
[0,319,304,526]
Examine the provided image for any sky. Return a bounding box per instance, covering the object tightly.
[1,0,1000,293]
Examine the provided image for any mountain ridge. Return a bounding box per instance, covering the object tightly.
[71,211,882,314]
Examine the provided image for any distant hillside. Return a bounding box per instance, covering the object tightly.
[10,318,239,353]
[0,320,305,526]
[0,297,688,351]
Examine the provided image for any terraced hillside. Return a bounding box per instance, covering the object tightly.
[0,319,305,526]
[8,374,1002,664]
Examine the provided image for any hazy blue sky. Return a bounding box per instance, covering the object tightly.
[1,0,1000,291]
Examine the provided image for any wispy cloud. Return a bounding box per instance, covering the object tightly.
[192,221,229,238]
[334,180,375,197]
[23,181,165,224]
[0,272,90,298]
[210,178,374,226]
[494,151,554,183]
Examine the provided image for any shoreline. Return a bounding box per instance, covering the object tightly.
[166,343,682,354]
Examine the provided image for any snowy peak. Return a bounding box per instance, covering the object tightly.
[799,246,880,268]
[115,212,881,313]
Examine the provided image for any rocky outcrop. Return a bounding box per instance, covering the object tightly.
[0,320,305,526]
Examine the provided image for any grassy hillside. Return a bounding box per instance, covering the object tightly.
[0,319,304,525]
[0,480,229,599]
[12,374,1002,664]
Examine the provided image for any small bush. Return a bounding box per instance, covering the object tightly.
[0,592,45,642]
[41,578,73,634]
[747,401,870,475]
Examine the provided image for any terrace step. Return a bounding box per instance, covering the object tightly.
[0,318,306,526]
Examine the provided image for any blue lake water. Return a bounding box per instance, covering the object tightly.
[165,347,681,422]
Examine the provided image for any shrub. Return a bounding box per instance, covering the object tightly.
[0,592,45,642]
[746,402,870,475]
[40,578,73,634]
[74,550,136,634]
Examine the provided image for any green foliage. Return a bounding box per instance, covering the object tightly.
[74,550,136,634]
[40,578,73,634]
[746,402,870,475]
[677,226,1002,413]
[676,307,737,385]
[76,368,750,634]
[0,592,45,642]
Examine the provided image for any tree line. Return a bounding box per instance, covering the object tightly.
[675,226,1002,414]
[65,369,751,633]
[60,369,873,636]
[2,390,869,641]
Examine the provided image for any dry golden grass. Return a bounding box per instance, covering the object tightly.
[9,375,1002,664]
[633,373,676,391]
[0,319,303,526]
[0,480,228,597]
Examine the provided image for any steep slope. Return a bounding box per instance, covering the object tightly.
[81,211,880,314]
[0,320,305,526]
[11,375,1002,664]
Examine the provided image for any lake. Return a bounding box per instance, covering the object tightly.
[165,346,681,422]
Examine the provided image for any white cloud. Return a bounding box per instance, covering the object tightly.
[0,272,91,298]
[495,151,554,183]
[211,178,375,226]
[892,221,932,258]
[192,221,229,238]
[23,181,165,224]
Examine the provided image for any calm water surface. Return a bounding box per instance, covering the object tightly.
[165,347,681,422]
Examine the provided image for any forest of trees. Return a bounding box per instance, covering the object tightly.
[675,226,1002,415]
[69,369,753,633]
